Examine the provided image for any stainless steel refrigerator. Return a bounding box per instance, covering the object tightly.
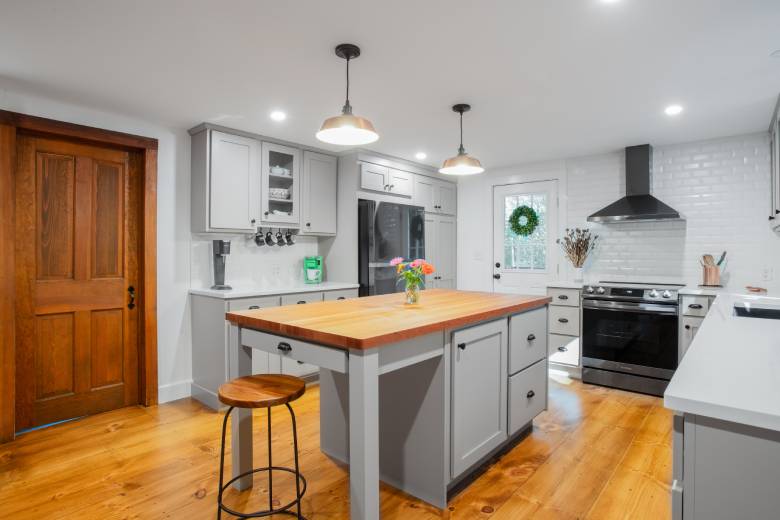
[358,199,425,296]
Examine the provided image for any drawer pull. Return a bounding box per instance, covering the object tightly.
[277,342,292,353]
[527,333,536,341]
[688,303,703,310]
[248,305,260,310]
[558,318,569,323]
[526,390,535,399]
[457,342,467,350]
[558,346,568,352]
[297,300,307,304]
[558,295,569,300]
[297,360,304,365]
[337,296,346,300]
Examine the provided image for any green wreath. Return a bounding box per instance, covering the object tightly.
[509,205,539,236]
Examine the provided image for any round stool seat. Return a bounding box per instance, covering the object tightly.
[218,374,305,409]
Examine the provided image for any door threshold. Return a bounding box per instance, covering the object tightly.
[16,416,84,436]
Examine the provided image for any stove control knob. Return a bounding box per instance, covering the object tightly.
[596,286,606,295]
[662,290,672,299]
[649,289,659,298]
[586,286,595,294]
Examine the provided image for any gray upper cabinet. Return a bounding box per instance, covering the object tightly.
[360,162,389,192]
[451,319,508,478]
[414,175,456,215]
[300,151,338,236]
[261,142,301,227]
[191,129,260,233]
[388,168,413,197]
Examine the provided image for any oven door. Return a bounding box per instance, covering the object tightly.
[582,299,679,379]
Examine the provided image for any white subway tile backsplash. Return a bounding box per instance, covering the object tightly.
[566,133,778,289]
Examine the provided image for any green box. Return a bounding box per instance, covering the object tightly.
[303,256,323,284]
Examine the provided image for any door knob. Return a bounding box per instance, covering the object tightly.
[457,342,466,350]
[527,334,536,341]
[526,390,535,399]
[127,286,136,309]
[493,274,501,279]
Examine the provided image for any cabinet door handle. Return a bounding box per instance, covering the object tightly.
[277,342,292,353]
[558,295,569,300]
[264,211,270,216]
[251,218,256,225]
[493,274,501,279]
[297,360,304,365]
[337,296,346,300]
[558,346,568,352]
[526,390,535,399]
[389,184,395,190]
[527,333,536,341]
[248,305,260,310]
[688,304,703,310]
[558,318,569,323]
[306,222,311,227]
[457,342,466,350]
[684,324,691,330]
[127,286,136,310]
[297,300,306,304]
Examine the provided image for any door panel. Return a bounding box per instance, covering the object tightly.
[15,135,139,430]
[493,180,558,295]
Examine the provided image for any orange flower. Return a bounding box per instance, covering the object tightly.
[421,263,435,275]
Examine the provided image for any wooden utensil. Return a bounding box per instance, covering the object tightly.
[703,254,716,267]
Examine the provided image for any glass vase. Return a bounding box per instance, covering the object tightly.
[574,267,584,283]
[405,283,421,305]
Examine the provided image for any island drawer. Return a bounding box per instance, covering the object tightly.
[509,307,547,374]
[508,358,547,435]
[241,329,347,373]
[228,295,281,312]
[281,292,324,306]
[681,296,710,317]
[549,305,579,336]
[323,289,359,301]
[547,287,580,307]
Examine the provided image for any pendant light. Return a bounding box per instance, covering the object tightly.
[316,43,379,146]
[439,103,484,175]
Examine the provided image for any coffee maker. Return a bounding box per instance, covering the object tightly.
[211,240,232,290]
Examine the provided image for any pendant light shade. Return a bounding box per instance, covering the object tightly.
[317,44,379,146]
[439,104,484,176]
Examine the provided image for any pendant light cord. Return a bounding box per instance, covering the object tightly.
[342,57,353,115]
[458,111,465,154]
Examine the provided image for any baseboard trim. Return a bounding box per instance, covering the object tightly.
[158,380,192,404]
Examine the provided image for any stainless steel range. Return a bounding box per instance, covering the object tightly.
[581,281,682,396]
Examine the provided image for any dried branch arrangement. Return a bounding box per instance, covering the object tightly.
[558,228,598,268]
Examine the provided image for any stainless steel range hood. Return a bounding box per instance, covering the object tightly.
[587,144,682,223]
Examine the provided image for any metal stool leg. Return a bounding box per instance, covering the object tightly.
[287,403,303,520]
[267,406,273,512]
[217,406,234,520]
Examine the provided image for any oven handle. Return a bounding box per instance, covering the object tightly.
[583,299,678,314]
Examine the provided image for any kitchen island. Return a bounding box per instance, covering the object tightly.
[226,289,550,519]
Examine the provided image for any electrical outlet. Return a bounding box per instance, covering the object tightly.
[762,267,774,282]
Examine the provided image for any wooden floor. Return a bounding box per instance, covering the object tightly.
[0,374,672,519]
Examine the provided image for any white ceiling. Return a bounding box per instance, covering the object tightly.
[1,0,779,168]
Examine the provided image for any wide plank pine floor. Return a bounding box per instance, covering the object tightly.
[0,376,672,519]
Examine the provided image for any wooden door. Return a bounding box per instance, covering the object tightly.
[14,135,140,430]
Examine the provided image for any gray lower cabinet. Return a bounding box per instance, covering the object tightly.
[451,319,508,478]
[508,359,547,435]
[678,295,715,362]
[674,413,780,520]
[509,307,547,374]
[190,288,358,409]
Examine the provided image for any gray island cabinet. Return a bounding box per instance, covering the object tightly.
[226,289,550,520]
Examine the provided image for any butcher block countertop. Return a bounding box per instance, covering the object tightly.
[226,288,551,350]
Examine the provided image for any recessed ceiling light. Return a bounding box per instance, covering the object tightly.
[664,104,684,116]
[270,110,287,122]
[600,0,621,4]
[415,152,427,160]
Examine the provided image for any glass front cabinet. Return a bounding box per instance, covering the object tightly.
[261,141,301,227]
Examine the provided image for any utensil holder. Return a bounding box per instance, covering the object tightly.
[702,265,720,286]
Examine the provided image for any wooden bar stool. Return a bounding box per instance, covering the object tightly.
[217,374,307,519]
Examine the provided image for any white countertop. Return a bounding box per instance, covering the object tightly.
[189,281,360,299]
[664,292,780,432]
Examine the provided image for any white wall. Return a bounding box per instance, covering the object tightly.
[0,85,193,403]
[459,132,780,292]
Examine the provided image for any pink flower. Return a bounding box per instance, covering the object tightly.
[410,259,423,268]
[389,257,404,266]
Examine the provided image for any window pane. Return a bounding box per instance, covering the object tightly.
[503,192,547,270]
